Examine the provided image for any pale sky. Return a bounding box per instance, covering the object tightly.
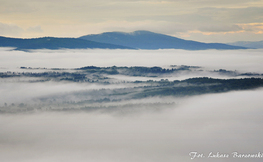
[1,0,263,42]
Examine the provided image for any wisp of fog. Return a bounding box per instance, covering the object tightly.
[0,48,263,162]
[0,89,263,162]
[0,48,263,73]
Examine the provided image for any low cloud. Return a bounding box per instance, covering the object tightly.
[0,22,24,36]
[0,49,262,161]
[1,48,263,73]
[198,25,243,32]
[0,89,263,162]
[0,22,44,37]
[26,25,43,33]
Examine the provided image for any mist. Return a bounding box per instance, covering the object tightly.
[0,89,263,162]
[0,48,263,161]
[1,48,263,73]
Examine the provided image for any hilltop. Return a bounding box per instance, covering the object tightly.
[80,30,247,50]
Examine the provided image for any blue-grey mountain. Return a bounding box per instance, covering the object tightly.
[0,31,247,51]
[79,30,246,50]
[227,40,263,49]
[0,36,133,51]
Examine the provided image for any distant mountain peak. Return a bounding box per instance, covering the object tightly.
[129,30,155,35]
[92,30,158,37]
[0,30,248,51]
[79,30,247,50]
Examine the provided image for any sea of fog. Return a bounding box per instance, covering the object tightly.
[0,48,263,162]
[0,48,263,73]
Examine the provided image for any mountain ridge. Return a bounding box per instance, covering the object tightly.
[79,30,247,50]
[0,30,247,51]
[0,36,133,51]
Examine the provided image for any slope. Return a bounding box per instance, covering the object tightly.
[227,40,263,49]
[0,36,133,50]
[79,30,247,50]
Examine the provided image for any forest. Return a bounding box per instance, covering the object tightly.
[0,65,262,113]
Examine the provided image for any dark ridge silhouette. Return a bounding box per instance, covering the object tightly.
[0,36,133,51]
[0,31,248,51]
[79,30,247,50]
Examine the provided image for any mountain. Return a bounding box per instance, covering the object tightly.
[79,30,247,50]
[0,36,133,51]
[0,31,248,51]
[227,40,263,49]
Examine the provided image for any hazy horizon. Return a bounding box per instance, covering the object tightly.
[1,0,263,160]
[1,0,263,43]
[0,30,263,45]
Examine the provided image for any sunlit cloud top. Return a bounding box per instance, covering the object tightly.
[0,0,263,42]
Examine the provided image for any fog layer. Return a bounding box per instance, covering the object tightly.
[1,48,263,73]
[0,89,263,162]
[0,48,263,162]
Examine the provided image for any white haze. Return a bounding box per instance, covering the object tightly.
[0,48,263,73]
[0,48,263,162]
[110,72,254,82]
[0,89,263,162]
[0,81,145,105]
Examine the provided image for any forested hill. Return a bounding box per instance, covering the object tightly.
[0,36,133,51]
[1,65,263,113]
[0,31,248,51]
[79,30,247,50]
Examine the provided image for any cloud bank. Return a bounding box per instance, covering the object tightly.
[0,89,263,162]
[1,0,263,42]
[0,48,262,161]
[1,48,263,73]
